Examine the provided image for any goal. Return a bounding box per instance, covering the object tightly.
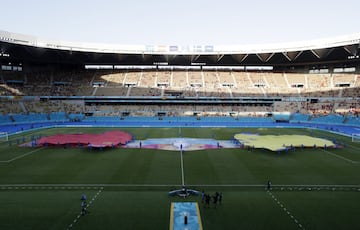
[0,132,8,142]
[351,133,360,142]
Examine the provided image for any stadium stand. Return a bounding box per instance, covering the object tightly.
[310,114,345,124]
[345,116,360,125]
[0,30,359,135]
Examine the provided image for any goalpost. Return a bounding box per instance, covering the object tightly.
[351,133,360,142]
[0,132,8,142]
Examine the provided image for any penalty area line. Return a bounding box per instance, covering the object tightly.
[321,149,360,164]
[0,147,44,163]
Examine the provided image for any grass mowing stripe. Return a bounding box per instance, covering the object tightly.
[321,149,360,164]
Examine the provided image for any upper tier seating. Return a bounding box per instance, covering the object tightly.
[1,70,358,99]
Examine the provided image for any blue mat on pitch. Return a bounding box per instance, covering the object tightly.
[170,202,202,230]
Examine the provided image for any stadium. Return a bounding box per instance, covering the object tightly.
[0,29,360,230]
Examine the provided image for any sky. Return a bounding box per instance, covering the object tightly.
[0,0,359,46]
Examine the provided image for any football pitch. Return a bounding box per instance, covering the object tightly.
[0,127,360,230]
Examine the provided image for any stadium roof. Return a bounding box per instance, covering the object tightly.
[0,30,359,67]
[1,30,360,54]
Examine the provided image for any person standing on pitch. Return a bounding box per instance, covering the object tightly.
[201,190,205,204]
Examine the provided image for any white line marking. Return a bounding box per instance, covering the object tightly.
[321,149,359,164]
[267,191,305,230]
[180,150,185,186]
[0,183,360,188]
[0,147,44,163]
[346,143,360,151]
[67,187,103,229]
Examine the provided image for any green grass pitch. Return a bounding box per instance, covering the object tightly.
[0,127,360,230]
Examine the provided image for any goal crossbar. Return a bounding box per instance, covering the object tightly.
[351,133,360,142]
[0,132,8,142]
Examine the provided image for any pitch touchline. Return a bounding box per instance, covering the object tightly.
[190,184,360,187]
[1,184,360,187]
[321,149,360,163]
[0,147,44,163]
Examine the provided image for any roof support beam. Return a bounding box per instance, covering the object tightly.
[217,54,225,62]
[282,51,302,61]
[256,53,275,62]
[191,55,201,62]
[344,44,358,55]
[231,54,248,63]
[310,48,334,59]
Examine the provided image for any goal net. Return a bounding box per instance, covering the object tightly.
[0,132,8,142]
[351,133,360,142]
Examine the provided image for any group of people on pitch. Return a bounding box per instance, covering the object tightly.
[202,191,223,208]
